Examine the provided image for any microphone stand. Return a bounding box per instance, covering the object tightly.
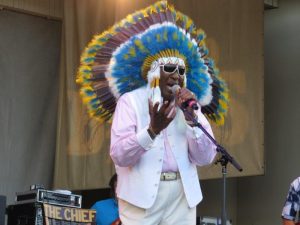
[182,108,243,225]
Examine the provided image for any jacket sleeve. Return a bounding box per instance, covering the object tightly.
[110,94,154,167]
[186,110,217,166]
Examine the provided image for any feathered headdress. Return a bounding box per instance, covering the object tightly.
[76,1,229,125]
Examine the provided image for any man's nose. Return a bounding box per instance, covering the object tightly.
[170,71,180,80]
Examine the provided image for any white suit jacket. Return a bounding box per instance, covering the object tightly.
[110,86,216,209]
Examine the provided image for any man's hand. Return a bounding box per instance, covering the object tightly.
[148,99,176,134]
[175,87,197,121]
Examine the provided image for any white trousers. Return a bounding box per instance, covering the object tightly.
[119,179,196,225]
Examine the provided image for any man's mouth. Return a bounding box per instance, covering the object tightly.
[166,83,178,94]
[167,83,177,88]
[166,84,174,91]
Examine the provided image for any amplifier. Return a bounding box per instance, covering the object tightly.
[0,195,6,225]
[15,189,82,208]
[7,203,96,225]
[7,203,43,225]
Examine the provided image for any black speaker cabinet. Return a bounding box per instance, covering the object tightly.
[0,195,6,225]
[7,203,43,225]
[7,202,96,225]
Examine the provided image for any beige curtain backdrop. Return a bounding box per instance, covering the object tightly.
[54,0,264,190]
[0,10,61,204]
[0,0,62,19]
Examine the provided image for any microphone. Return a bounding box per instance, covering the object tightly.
[171,85,199,110]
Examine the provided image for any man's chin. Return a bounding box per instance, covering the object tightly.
[162,94,175,102]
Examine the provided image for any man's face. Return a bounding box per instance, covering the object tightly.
[159,64,185,101]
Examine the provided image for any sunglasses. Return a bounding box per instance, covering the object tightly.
[160,64,186,76]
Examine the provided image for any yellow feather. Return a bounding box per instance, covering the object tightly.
[172,32,178,40]
[76,76,83,84]
[219,99,228,110]
[155,78,160,87]
[134,39,148,53]
[129,47,136,57]
[126,15,134,23]
[186,18,193,29]
[222,92,229,99]
[150,79,155,88]
[163,30,168,41]
[156,34,161,42]
[216,116,225,125]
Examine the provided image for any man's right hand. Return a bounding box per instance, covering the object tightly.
[148,99,176,135]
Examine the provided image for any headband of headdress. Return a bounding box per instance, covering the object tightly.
[76,1,229,125]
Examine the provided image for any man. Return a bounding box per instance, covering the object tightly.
[110,56,217,225]
[282,177,300,225]
[76,2,228,224]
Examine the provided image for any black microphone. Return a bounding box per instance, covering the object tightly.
[171,85,199,110]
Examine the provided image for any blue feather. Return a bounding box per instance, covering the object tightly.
[111,24,212,101]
